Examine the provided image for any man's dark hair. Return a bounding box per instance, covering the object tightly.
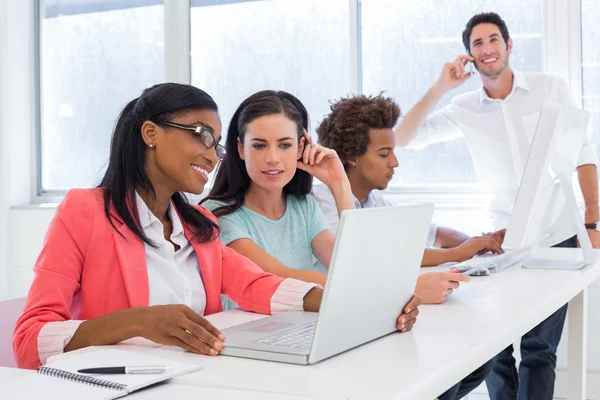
[462,12,510,53]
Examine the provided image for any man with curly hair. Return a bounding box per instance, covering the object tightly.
[314,93,504,270]
[314,93,496,400]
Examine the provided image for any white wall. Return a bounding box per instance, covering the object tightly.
[0,0,9,301]
[0,0,37,301]
[7,207,54,298]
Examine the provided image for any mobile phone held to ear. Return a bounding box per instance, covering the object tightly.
[465,61,476,75]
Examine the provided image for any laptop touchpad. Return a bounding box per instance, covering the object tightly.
[244,321,294,333]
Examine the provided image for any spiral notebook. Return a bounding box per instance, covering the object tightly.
[6,348,203,399]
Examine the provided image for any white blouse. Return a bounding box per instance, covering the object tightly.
[137,193,208,316]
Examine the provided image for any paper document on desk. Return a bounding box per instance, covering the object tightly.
[5,348,202,399]
[5,372,122,400]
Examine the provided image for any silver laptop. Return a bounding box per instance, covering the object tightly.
[220,203,434,365]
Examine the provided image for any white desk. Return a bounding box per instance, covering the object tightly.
[0,366,312,399]
[44,248,600,399]
[0,366,32,383]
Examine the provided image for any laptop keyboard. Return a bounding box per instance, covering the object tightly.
[251,322,317,349]
[455,247,530,272]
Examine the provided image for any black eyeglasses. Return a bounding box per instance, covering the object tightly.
[159,121,226,161]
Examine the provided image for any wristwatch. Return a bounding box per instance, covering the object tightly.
[585,223,597,230]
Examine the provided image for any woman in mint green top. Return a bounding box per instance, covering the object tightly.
[201,90,356,309]
[203,195,329,274]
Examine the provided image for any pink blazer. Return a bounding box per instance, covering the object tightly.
[13,189,284,369]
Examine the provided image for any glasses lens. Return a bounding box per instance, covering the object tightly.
[200,129,215,148]
[216,145,226,160]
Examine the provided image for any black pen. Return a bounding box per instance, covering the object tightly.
[78,365,171,374]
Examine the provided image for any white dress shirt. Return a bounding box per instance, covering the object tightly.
[312,184,438,247]
[136,193,208,315]
[36,194,319,364]
[408,71,598,246]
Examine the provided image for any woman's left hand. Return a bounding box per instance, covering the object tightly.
[296,130,347,187]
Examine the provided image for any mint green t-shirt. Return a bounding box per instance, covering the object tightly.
[204,195,329,273]
[204,195,330,310]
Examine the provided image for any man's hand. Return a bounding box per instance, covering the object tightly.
[397,295,421,332]
[484,229,506,247]
[415,272,471,304]
[450,236,504,262]
[434,54,475,92]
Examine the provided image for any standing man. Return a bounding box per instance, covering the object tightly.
[394,12,599,400]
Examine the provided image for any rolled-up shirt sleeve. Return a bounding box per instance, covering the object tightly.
[405,103,464,150]
[554,76,598,167]
[578,143,598,167]
[270,278,323,314]
[426,224,438,248]
[37,320,84,365]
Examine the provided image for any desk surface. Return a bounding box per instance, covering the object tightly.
[46,248,600,400]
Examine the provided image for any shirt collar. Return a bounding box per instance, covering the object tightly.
[353,192,377,209]
[168,202,184,236]
[479,69,530,103]
[135,192,184,236]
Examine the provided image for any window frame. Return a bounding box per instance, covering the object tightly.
[34,0,176,202]
[32,0,586,204]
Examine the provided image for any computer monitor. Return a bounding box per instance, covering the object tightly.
[503,101,594,269]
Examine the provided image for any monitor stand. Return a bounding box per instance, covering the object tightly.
[522,174,596,270]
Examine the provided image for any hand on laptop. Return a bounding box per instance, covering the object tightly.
[397,295,421,332]
[483,229,506,247]
[451,235,504,262]
[415,272,471,304]
[138,304,226,356]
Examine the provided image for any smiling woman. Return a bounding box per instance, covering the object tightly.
[148,118,224,187]
[13,83,326,370]
[98,83,223,241]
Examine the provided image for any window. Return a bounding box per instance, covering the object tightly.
[35,0,583,198]
[581,0,600,161]
[360,0,543,185]
[190,0,351,138]
[39,0,164,191]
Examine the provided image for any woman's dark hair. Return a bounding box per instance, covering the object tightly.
[201,90,311,217]
[462,12,510,53]
[99,82,219,245]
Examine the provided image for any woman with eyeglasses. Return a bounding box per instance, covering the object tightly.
[200,90,419,323]
[13,83,330,369]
